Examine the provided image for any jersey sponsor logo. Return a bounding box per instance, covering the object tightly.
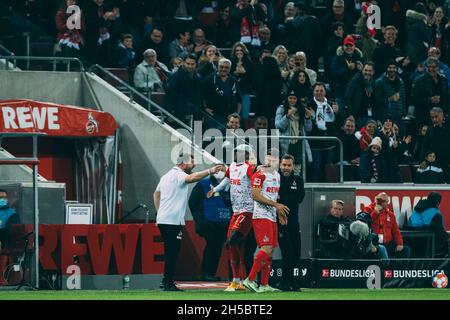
[265,186,280,193]
[230,179,241,185]
[253,178,262,186]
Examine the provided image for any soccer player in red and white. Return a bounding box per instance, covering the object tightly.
[243,149,289,293]
[208,144,256,291]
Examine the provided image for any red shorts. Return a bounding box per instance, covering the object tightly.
[252,219,278,248]
[227,212,253,238]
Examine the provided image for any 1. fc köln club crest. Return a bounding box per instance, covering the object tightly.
[86,112,99,134]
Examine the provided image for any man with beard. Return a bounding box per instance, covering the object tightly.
[344,62,376,126]
[167,54,202,126]
[374,61,406,124]
[153,154,223,291]
[276,154,305,291]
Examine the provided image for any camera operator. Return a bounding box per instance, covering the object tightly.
[349,212,388,259]
[363,192,411,258]
[277,154,305,291]
[0,189,20,249]
[317,200,352,259]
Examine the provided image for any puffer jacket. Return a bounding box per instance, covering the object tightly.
[406,9,431,64]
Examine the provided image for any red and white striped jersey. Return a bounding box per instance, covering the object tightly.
[251,168,281,222]
[226,161,255,215]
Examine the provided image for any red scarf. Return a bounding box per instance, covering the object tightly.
[238,3,260,46]
[154,62,168,82]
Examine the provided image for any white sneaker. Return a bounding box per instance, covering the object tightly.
[257,285,281,293]
[242,278,259,292]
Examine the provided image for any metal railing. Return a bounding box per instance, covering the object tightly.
[88,64,196,147]
[257,135,344,183]
[0,44,14,56]
[0,56,84,72]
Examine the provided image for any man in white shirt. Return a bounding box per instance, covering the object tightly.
[153,153,223,291]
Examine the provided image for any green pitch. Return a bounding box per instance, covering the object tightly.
[0,289,449,300]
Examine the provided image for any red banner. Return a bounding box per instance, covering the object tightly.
[0,99,118,137]
[356,188,450,230]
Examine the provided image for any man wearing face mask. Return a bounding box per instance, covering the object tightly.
[276,154,305,291]
[188,167,232,281]
[153,153,224,291]
[0,189,19,249]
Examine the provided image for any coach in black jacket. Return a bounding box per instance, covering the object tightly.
[277,154,305,291]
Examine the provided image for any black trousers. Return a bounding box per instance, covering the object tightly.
[158,224,183,284]
[278,215,301,284]
[200,222,228,277]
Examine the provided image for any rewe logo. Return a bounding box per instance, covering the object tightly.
[2,106,60,130]
[366,4,381,30]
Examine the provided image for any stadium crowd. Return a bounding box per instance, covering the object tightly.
[1,0,450,183]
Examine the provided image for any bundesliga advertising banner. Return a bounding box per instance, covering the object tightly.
[0,99,118,137]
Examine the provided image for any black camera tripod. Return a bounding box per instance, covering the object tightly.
[16,231,37,290]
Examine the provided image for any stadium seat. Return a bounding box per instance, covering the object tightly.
[398,164,412,183]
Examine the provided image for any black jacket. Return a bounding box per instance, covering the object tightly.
[344,72,375,118]
[412,72,449,120]
[422,122,450,169]
[336,129,361,162]
[359,150,389,183]
[278,173,305,217]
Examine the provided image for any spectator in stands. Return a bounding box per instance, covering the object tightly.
[0,189,20,250]
[134,48,170,92]
[230,0,266,61]
[307,82,342,182]
[331,35,363,103]
[272,45,290,96]
[55,0,85,59]
[289,70,312,103]
[317,199,352,259]
[409,192,449,257]
[413,124,428,161]
[375,114,403,183]
[325,22,345,79]
[282,1,322,71]
[422,107,450,183]
[255,115,268,130]
[230,42,255,121]
[414,150,446,183]
[272,1,296,46]
[189,28,212,59]
[188,167,232,281]
[111,33,135,69]
[344,61,376,126]
[336,117,360,165]
[372,26,410,78]
[412,57,449,125]
[259,26,275,52]
[83,0,120,65]
[253,51,283,121]
[275,90,313,172]
[321,0,354,44]
[202,58,242,129]
[169,57,183,73]
[356,119,376,151]
[374,60,406,124]
[216,5,234,49]
[359,136,389,183]
[166,54,202,126]
[355,9,379,62]
[168,29,191,61]
[293,51,317,86]
[429,6,450,65]
[165,0,196,41]
[406,2,431,65]
[428,47,450,86]
[138,26,170,66]
[197,45,221,79]
[363,192,411,258]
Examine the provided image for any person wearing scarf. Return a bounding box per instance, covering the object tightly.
[134,49,171,91]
